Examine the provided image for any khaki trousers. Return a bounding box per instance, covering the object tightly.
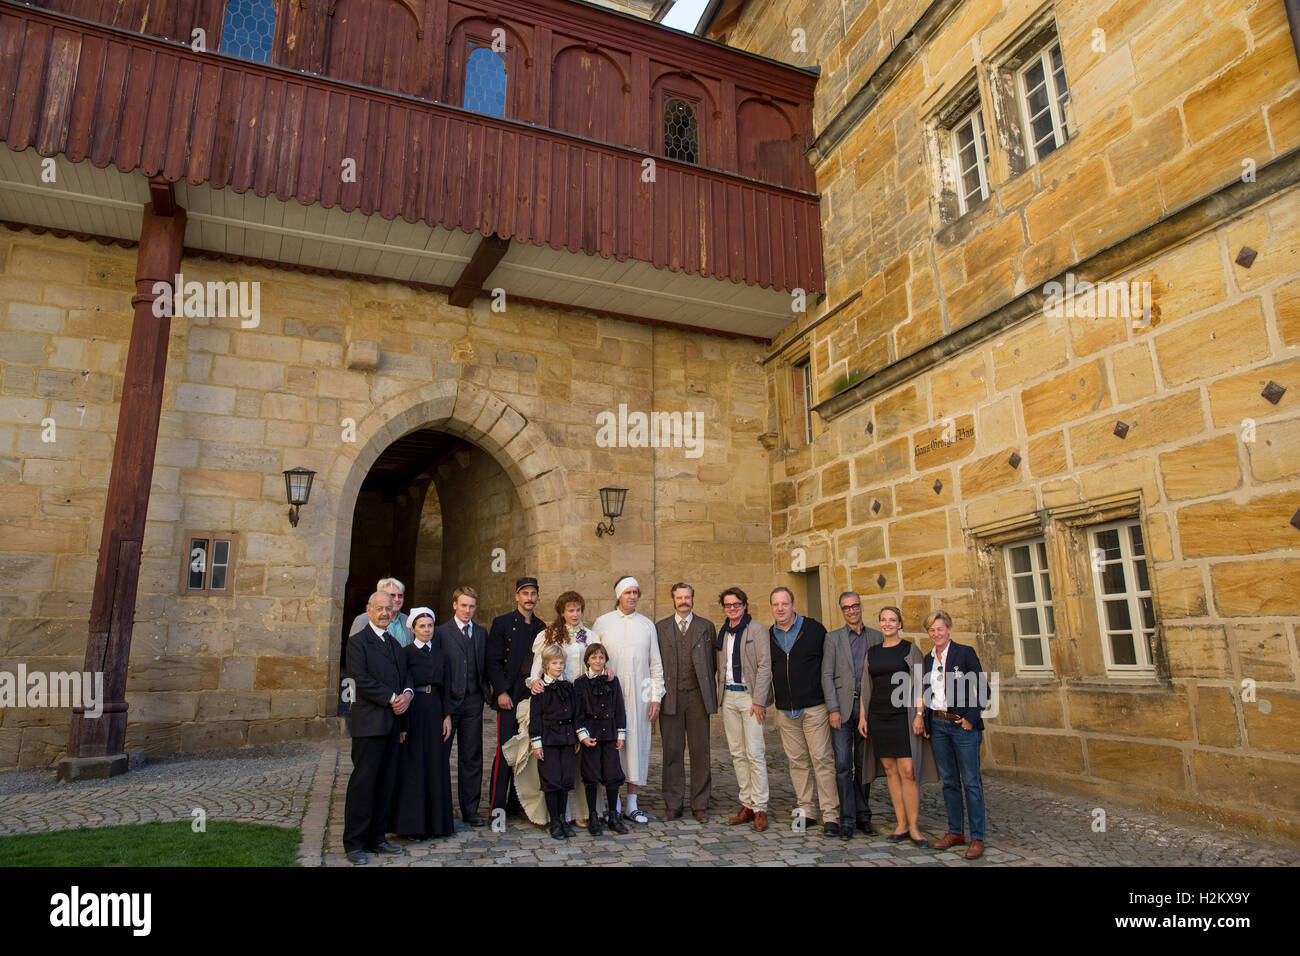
[774,704,839,823]
[721,688,768,812]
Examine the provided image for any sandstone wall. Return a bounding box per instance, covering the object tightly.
[735,0,1300,833]
[0,230,779,767]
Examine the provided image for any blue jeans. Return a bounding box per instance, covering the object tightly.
[831,710,871,825]
[930,717,985,841]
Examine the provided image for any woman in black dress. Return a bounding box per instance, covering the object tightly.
[858,606,929,847]
[392,606,454,839]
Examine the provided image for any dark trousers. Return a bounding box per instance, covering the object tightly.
[660,685,711,812]
[489,706,522,813]
[448,698,483,819]
[343,726,401,852]
[832,696,873,825]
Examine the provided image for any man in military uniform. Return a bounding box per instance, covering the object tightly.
[485,577,546,817]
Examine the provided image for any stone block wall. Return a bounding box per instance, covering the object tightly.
[731,0,1300,834]
[0,229,779,767]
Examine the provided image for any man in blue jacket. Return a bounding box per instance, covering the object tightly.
[922,609,987,859]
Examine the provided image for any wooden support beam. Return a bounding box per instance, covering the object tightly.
[148,176,175,217]
[448,234,510,308]
[59,202,186,781]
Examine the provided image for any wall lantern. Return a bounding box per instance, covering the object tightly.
[596,486,628,538]
[283,467,316,527]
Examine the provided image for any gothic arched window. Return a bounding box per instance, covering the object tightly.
[220,0,276,65]
[664,98,699,164]
[464,47,508,118]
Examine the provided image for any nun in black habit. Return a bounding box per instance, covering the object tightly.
[392,606,455,839]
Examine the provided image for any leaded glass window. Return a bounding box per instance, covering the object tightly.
[664,98,698,164]
[465,47,507,118]
[219,0,276,65]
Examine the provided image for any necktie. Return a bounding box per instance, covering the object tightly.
[464,624,471,640]
[679,619,688,636]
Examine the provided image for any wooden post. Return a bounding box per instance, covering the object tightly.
[58,202,187,781]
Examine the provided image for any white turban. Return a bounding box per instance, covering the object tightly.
[614,577,640,599]
[407,606,435,626]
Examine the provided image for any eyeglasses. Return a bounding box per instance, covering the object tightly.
[721,603,744,609]
[840,603,861,611]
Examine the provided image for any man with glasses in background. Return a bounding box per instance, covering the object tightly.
[824,591,883,839]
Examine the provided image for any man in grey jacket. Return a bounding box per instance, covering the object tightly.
[823,591,883,840]
[716,586,772,832]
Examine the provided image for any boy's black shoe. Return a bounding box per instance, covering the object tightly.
[588,815,604,836]
[607,810,629,834]
[562,819,577,837]
[549,821,567,840]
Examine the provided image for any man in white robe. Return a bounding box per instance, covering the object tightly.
[593,576,663,824]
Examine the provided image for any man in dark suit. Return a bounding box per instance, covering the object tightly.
[485,577,545,817]
[824,591,883,840]
[655,582,717,822]
[434,584,489,827]
[342,590,413,865]
[922,609,988,860]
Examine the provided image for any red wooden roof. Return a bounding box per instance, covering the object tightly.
[0,4,825,294]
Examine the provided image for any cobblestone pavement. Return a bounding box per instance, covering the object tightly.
[1,723,1296,867]
[318,715,1300,867]
[0,744,318,854]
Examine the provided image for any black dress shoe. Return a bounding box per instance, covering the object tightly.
[462,816,486,828]
[371,841,404,854]
[549,821,567,840]
[345,850,369,865]
[607,811,629,835]
[823,822,841,838]
[588,815,604,836]
[562,819,577,837]
[840,824,854,841]
[858,822,876,836]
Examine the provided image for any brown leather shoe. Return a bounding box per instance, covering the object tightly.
[932,832,966,850]
[753,811,768,832]
[694,810,708,823]
[728,807,755,826]
[964,840,985,860]
[665,808,683,821]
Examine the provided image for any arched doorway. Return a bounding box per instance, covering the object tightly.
[340,430,527,659]
[324,381,571,712]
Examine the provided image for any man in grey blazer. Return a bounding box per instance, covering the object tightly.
[434,585,490,827]
[716,586,772,831]
[823,591,883,840]
[655,582,718,822]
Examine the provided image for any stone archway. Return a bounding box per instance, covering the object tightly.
[320,380,570,682]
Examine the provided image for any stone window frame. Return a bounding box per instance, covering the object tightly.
[179,531,240,596]
[967,492,1168,686]
[1047,493,1167,684]
[1002,536,1056,675]
[926,78,991,225]
[984,7,1075,181]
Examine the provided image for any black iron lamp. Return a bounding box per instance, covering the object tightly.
[283,467,316,527]
[596,486,628,538]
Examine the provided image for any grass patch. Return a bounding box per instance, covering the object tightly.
[0,821,301,867]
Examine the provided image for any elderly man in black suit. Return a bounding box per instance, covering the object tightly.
[342,590,413,865]
[655,582,718,822]
[434,585,490,827]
